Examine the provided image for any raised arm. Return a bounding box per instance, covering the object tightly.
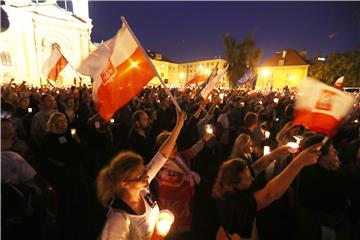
[254,143,322,210]
[251,145,291,176]
[146,109,186,181]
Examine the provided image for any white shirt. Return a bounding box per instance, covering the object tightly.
[101,151,167,240]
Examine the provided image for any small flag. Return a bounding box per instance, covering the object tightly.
[293,77,355,136]
[78,18,157,121]
[333,76,344,90]
[185,72,207,87]
[41,47,68,84]
[235,68,256,87]
[200,65,228,99]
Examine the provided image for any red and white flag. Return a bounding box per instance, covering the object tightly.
[200,65,228,99]
[293,77,356,136]
[333,76,344,90]
[41,47,68,83]
[78,18,157,121]
[185,72,207,87]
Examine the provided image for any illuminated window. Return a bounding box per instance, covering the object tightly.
[1,52,12,66]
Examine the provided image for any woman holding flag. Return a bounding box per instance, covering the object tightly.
[96,109,186,240]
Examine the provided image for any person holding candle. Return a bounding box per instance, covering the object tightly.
[96,110,186,240]
[212,142,322,240]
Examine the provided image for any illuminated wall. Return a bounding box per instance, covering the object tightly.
[149,58,228,87]
[256,65,309,90]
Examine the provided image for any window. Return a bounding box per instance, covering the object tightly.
[1,52,12,66]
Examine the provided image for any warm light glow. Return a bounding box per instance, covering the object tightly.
[204,68,210,74]
[220,93,224,100]
[205,124,214,134]
[265,131,270,138]
[289,76,296,81]
[259,100,263,105]
[130,61,139,68]
[179,72,185,79]
[286,142,299,153]
[71,128,76,135]
[274,98,279,104]
[156,210,174,237]
[264,146,270,155]
[354,119,359,124]
[261,69,271,77]
[161,64,165,68]
[27,108,32,113]
[110,119,115,123]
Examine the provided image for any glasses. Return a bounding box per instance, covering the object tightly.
[126,169,148,182]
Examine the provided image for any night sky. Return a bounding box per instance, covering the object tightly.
[89,1,360,63]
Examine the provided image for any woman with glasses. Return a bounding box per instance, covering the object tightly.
[96,110,186,240]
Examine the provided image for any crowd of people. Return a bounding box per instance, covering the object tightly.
[1,79,360,240]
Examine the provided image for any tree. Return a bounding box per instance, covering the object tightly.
[223,33,262,87]
[308,48,360,87]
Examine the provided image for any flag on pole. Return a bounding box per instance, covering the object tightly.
[235,68,256,87]
[185,72,207,87]
[200,65,228,99]
[41,47,68,84]
[78,19,157,121]
[293,77,356,136]
[333,76,344,90]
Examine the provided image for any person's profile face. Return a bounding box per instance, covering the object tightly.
[237,167,254,190]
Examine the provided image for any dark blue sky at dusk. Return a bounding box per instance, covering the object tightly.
[88,1,360,63]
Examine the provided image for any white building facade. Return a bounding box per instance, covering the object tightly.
[0,0,92,86]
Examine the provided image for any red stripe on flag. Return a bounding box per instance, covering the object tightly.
[95,47,156,121]
[48,55,68,81]
[292,109,340,136]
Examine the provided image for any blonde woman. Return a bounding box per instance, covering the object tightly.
[213,142,322,240]
[97,110,186,240]
[230,133,291,177]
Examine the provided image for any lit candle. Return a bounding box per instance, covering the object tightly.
[110,119,115,124]
[259,100,263,105]
[156,210,174,237]
[354,119,359,124]
[273,98,279,104]
[264,131,270,138]
[275,118,279,122]
[205,124,214,134]
[286,142,299,153]
[263,146,270,155]
[71,128,76,136]
[27,108,32,113]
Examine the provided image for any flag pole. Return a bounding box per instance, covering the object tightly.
[120,16,182,112]
[53,45,83,87]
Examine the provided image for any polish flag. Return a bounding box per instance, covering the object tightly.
[200,65,228,99]
[78,18,157,121]
[293,78,356,136]
[185,72,207,87]
[333,76,344,90]
[41,47,68,83]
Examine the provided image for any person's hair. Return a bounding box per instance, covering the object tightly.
[221,105,232,114]
[96,151,144,207]
[47,112,65,133]
[64,96,74,105]
[300,133,332,158]
[230,134,251,158]
[244,112,258,128]
[212,158,247,200]
[131,110,146,127]
[40,94,53,103]
[154,131,171,151]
